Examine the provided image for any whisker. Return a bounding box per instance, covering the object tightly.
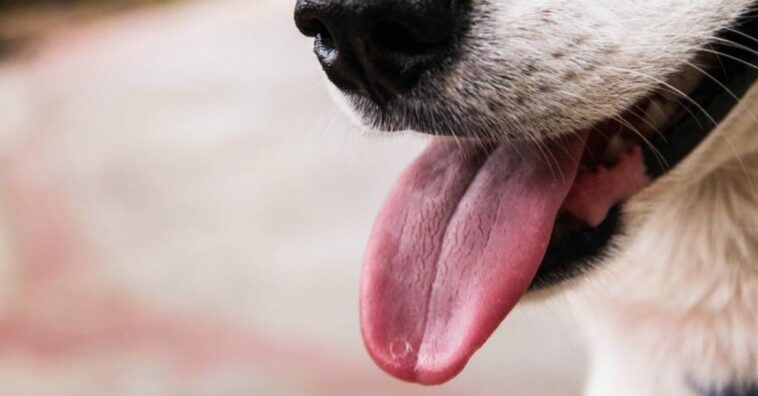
[628,102,668,141]
[612,113,669,171]
[531,134,564,184]
[600,65,720,126]
[698,47,758,74]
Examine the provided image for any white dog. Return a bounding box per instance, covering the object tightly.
[294,1,758,394]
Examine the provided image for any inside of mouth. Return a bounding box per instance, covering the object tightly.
[550,55,709,238]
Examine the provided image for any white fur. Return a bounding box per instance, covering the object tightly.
[335,0,755,140]
[572,82,758,395]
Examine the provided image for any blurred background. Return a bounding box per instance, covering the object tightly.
[0,0,587,394]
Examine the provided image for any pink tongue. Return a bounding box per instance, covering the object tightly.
[361,134,587,385]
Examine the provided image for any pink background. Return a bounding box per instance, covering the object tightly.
[0,1,586,394]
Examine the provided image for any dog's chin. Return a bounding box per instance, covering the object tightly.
[341,94,473,135]
[341,19,758,293]
[330,77,593,141]
[337,89,600,141]
[346,98,517,140]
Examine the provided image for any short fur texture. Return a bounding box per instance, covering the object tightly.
[333,0,755,140]
[574,82,758,396]
[328,0,758,394]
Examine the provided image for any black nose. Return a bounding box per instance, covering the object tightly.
[294,0,462,105]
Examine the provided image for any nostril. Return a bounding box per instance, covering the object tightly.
[294,0,465,102]
[371,21,446,55]
[297,17,338,64]
[297,16,331,42]
[315,25,335,51]
[315,30,338,65]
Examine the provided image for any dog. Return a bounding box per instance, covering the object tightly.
[293,1,758,394]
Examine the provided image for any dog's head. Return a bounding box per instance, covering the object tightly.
[295,0,758,385]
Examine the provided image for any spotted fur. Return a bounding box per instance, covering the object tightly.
[332,0,754,141]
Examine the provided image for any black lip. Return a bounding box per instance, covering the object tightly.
[530,16,758,290]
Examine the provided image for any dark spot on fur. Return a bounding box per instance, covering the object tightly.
[565,70,578,80]
[524,64,538,76]
[551,51,566,59]
[538,9,555,25]
[601,43,620,55]
[572,36,588,47]
[496,72,514,83]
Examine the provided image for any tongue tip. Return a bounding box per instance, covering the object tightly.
[360,307,475,385]
[361,334,469,385]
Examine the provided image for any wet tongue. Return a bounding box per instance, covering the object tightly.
[361,133,587,385]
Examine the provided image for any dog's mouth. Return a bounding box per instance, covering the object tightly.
[360,19,758,385]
